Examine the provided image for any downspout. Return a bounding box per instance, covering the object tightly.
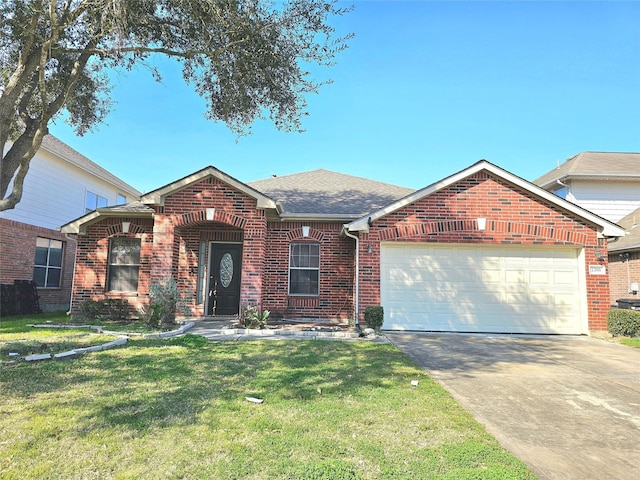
[343,228,360,328]
[63,233,77,316]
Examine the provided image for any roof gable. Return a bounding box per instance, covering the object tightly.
[346,160,626,238]
[248,169,413,219]
[534,152,640,189]
[140,166,278,210]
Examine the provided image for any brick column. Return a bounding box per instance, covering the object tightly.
[240,215,267,308]
[151,214,176,282]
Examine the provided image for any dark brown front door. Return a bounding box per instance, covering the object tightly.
[207,243,242,316]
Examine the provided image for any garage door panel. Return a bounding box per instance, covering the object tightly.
[381,243,584,334]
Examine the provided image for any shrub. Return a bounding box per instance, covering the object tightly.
[139,278,185,329]
[80,298,130,321]
[240,305,270,329]
[607,309,640,337]
[364,305,384,330]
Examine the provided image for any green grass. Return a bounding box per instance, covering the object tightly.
[1,311,166,334]
[620,337,640,348]
[0,320,536,479]
[0,313,121,357]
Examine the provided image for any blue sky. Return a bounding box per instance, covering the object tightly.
[49,1,640,194]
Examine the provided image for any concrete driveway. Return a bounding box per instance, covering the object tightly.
[386,333,640,480]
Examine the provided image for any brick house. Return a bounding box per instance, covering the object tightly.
[62,161,625,334]
[533,151,640,305]
[0,135,140,313]
[607,207,640,305]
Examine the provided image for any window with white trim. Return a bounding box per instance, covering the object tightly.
[33,238,63,288]
[289,243,320,295]
[116,193,127,205]
[107,237,141,292]
[86,191,108,213]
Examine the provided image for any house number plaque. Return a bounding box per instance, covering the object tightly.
[220,253,233,287]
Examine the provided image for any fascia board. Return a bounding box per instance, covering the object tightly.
[40,143,142,197]
[140,166,277,209]
[60,209,153,234]
[347,160,627,238]
[278,213,359,222]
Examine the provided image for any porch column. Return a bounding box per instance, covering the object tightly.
[240,215,267,308]
[150,214,176,282]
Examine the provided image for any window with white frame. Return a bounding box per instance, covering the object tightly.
[289,243,320,295]
[107,237,141,292]
[33,238,63,288]
[86,191,108,213]
[116,193,127,205]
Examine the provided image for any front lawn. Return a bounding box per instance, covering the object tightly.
[0,313,121,358]
[0,325,535,479]
[620,337,640,349]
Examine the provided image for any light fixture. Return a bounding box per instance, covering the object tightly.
[206,208,215,221]
[595,250,605,261]
[477,217,487,231]
[121,221,130,233]
[367,244,373,254]
[302,226,310,237]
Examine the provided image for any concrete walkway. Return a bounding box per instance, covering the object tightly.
[187,318,390,342]
[386,332,640,480]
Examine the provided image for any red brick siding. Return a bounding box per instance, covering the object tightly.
[358,172,610,331]
[70,217,154,317]
[262,223,354,320]
[0,218,75,312]
[161,177,268,310]
[608,251,640,305]
[174,224,243,316]
[70,177,271,318]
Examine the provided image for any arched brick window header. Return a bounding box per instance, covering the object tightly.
[287,226,325,242]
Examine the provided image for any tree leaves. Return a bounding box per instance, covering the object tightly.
[0,0,352,210]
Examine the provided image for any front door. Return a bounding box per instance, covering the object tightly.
[207,243,242,316]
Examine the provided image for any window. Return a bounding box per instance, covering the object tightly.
[107,237,141,292]
[86,191,108,213]
[116,193,127,205]
[33,238,63,288]
[289,243,320,295]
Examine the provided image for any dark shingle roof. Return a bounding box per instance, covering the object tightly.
[534,152,640,189]
[248,169,414,217]
[608,206,640,252]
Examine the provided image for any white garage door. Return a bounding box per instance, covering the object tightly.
[380,243,586,334]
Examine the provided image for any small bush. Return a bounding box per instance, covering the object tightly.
[80,299,130,321]
[364,305,384,330]
[240,305,270,329]
[139,278,185,329]
[607,309,640,337]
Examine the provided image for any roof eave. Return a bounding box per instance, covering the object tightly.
[278,213,361,222]
[537,173,640,190]
[346,160,627,238]
[40,141,142,198]
[60,208,153,234]
[608,242,640,253]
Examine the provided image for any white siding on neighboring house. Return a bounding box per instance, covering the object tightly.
[566,181,640,223]
[1,147,134,230]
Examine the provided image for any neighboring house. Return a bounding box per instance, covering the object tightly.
[0,135,141,313]
[607,207,640,305]
[533,151,640,223]
[534,151,640,305]
[62,161,625,335]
